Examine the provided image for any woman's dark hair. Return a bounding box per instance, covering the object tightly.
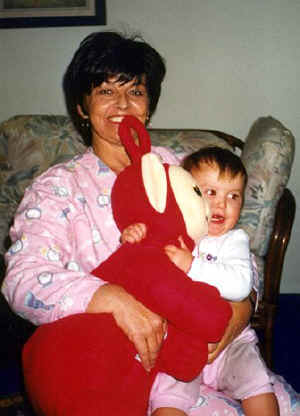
[63,31,166,145]
[183,146,248,187]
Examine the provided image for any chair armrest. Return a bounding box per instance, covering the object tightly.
[251,187,295,366]
[264,188,296,305]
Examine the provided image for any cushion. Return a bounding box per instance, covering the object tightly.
[238,116,295,257]
[149,129,233,158]
[0,115,86,254]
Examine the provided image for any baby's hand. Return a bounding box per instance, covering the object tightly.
[121,223,147,244]
[164,237,193,273]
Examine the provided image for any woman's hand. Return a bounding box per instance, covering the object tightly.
[86,283,167,372]
[207,296,252,364]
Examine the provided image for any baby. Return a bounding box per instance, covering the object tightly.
[122,146,279,416]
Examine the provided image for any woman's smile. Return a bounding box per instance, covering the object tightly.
[78,76,149,150]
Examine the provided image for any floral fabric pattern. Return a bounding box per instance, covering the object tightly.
[238,116,295,257]
[0,115,86,254]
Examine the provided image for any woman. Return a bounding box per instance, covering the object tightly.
[1,31,266,415]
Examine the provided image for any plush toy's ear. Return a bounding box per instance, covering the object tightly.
[119,115,167,213]
[142,153,167,213]
[118,115,151,163]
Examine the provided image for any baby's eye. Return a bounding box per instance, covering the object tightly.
[229,193,240,200]
[193,185,202,197]
[206,189,216,197]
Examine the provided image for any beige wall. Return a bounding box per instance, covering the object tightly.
[1,0,299,292]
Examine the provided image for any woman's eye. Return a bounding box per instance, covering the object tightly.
[193,185,202,197]
[130,89,144,96]
[99,89,112,95]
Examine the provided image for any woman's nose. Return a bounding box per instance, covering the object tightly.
[116,92,129,109]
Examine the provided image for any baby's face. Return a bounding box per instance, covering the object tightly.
[191,163,245,237]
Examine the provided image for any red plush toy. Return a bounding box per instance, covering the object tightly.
[23,116,232,416]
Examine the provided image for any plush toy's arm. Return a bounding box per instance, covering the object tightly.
[156,323,209,381]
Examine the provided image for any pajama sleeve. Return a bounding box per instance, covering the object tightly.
[1,165,107,325]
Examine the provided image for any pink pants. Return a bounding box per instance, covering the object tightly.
[201,325,273,400]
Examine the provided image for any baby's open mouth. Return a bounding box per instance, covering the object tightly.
[211,214,225,223]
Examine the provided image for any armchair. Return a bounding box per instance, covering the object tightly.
[0,114,295,371]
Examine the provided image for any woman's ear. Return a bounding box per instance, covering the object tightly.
[77,104,89,119]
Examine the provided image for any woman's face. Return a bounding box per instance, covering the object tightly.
[77,76,149,149]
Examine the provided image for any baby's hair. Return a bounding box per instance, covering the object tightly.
[183,146,248,186]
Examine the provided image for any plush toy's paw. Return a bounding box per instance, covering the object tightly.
[157,324,208,382]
